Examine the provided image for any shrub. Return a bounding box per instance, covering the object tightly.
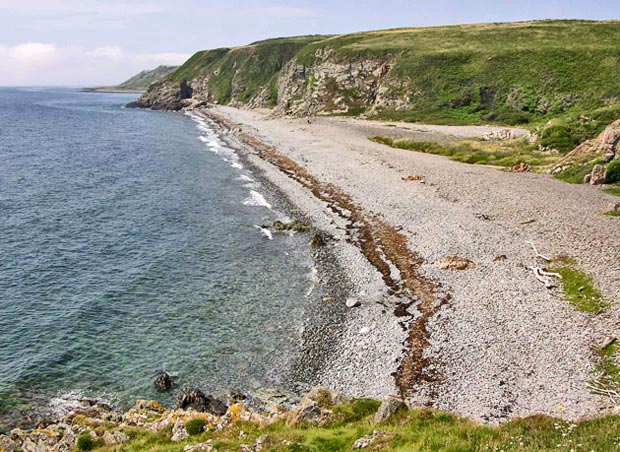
[538,125,576,153]
[185,418,208,436]
[605,159,620,184]
[76,433,94,451]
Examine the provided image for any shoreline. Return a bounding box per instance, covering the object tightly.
[193,105,619,424]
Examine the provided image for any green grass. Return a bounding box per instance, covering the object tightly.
[88,401,620,452]
[603,185,620,196]
[370,136,559,168]
[159,20,620,137]
[548,259,608,313]
[554,162,598,183]
[605,210,620,217]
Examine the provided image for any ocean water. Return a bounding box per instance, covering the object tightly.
[0,88,313,429]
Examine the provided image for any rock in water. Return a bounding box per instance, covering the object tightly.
[374,397,406,423]
[176,388,228,415]
[154,371,175,391]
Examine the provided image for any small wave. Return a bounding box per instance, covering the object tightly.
[243,190,272,209]
[254,225,273,240]
[231,162,243,170]
[237,175,254,182]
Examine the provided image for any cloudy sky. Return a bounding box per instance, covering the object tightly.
[0,0,618,86]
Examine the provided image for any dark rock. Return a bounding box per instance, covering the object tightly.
[176,388,228,415]
[273,219,311,232]
[310,233,325,248]
[154,372,176,391]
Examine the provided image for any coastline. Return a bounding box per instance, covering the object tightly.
[193,105,620,423]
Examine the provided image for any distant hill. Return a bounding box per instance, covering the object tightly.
[116,65,178,91]
[84,65,178,93]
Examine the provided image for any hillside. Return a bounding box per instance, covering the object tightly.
[130,21,620,145]
[116,65,178,90]
[84,65,178,93]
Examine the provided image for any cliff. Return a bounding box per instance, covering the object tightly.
[129,20,620,146]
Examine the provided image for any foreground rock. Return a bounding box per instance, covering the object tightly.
[176,388,228,415]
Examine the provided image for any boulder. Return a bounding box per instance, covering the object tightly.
[154,371,175,391]
[273,219,311,232]
[346,298,361,308]
[374,397,407,423]
[590,164,607,185]
[171,418,188,442]
[176,388,228,415]
[289,398,321,425]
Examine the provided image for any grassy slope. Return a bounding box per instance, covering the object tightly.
[160,20,620,152]
[117,66,178,90]
[84,401,620,451]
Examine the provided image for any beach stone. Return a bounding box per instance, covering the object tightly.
[176,388,227,415]
[102,430,129,446]
[359,326,371,335]
[374,397,406,423]
[607,202,620,213]
[346,298,361,308]
[154,371,175,391]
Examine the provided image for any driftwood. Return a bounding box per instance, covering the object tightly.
[587,381,620,404]
[528,241,551,262]
[528,266,560,288]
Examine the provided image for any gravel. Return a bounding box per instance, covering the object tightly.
[206,106,619,423]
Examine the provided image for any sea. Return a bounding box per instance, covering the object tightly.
[0,88,315,431]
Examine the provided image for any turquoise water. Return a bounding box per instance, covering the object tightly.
[0,88,312,429]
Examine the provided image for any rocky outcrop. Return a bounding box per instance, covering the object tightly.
[176,388,228,415]
[127,79,197,111]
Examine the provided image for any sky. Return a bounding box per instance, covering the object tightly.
[0,0,618,86]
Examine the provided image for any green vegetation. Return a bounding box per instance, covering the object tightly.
[603,186,620,196]
[549,258,608,313]
[594,341,620,391]
[117,66,178,90]
[167,36,326,105]
[185,418,208,436]
[76,433,95,451]
[554,161,598,184]
[605,210,620,217]
[87,401,620,452]
[369,136,559,168]
[606,159,620,184]
[162,21,620,131]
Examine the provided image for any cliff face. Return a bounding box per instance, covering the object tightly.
[129,21,620,132]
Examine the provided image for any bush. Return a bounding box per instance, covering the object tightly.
[76,433,94,451]
[538,125,577,153]
[605,159,620,184]
[185,418,208,436]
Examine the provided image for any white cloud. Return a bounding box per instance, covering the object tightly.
[0,42,190,86]
[9,42,57,63]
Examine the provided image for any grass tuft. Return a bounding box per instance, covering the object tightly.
[548,259,608,313]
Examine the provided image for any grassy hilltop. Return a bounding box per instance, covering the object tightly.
[131,20,620,179]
